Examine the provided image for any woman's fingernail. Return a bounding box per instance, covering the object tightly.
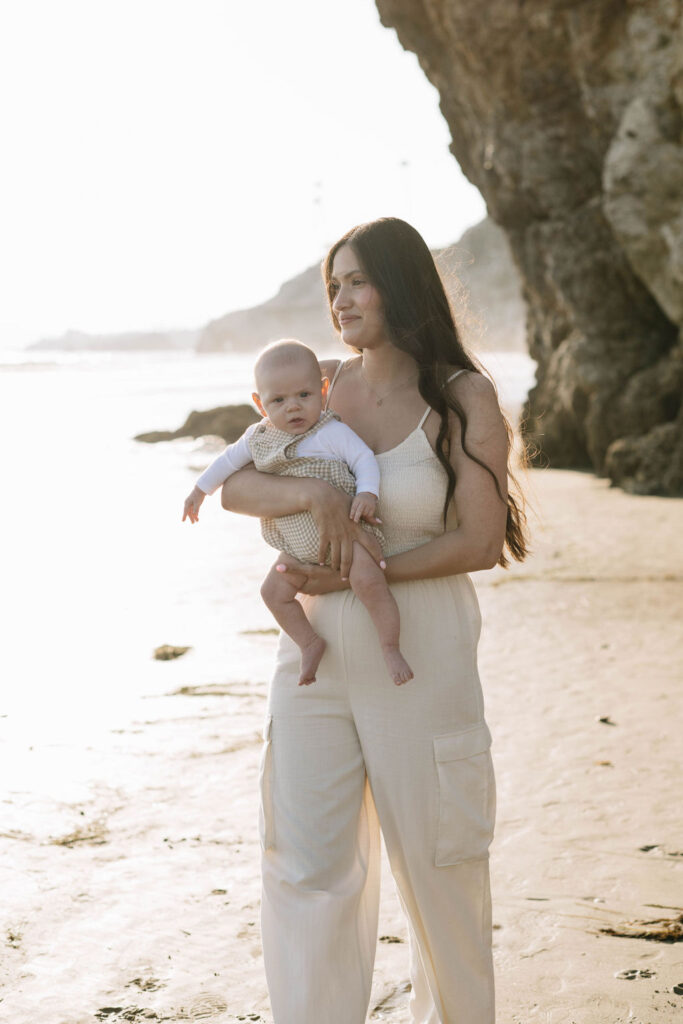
[276,564,286,572]
[375,518,382,524]
[380,560,387,569]
[341,577,348,582]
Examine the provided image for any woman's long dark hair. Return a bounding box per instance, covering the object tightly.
[322,217,528,567]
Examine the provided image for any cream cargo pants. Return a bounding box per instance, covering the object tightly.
[259,578,496,1024]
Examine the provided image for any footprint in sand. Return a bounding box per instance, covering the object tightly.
[614,968,656,980]
[126,977,163,993]
[236,922,262,959]
[186,995,228,1018]
[95,1010,150,1021]
[370,981,412,1016]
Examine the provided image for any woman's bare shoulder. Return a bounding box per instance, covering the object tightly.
[445,370,505,447]
[445,367,498,406]
[320,357,343,377]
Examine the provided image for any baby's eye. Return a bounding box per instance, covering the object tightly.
[299,391,311,398]
[272,397,284,403]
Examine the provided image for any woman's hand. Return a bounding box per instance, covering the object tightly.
[276,559,351,597]
[308,481,384,580]
[218,469,384,579]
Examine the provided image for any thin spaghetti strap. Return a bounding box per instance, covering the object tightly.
[324,359,345,409]
[417,406,432,429]
[417,370,467,427]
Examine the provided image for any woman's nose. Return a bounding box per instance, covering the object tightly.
[332,285,350,311]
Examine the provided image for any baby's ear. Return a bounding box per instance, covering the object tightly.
[321,377,330,401]
[252,392,266,417]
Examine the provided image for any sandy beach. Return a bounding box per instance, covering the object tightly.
[2,466,682,1024]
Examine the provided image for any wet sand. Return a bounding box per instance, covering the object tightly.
[2,468,682,1023]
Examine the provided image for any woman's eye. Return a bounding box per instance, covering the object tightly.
[352,278,365,286]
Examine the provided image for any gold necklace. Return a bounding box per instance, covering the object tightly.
[359,365,418,406]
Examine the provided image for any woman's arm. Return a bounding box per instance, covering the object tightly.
[221,467,317,518]
[221,468,383,577]
[388,373,508,580]
[292,373,508,593]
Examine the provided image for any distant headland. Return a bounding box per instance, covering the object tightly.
[29,218,525,357]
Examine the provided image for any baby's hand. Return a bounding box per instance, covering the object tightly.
[349,491,379,524]
[183,485,206,524]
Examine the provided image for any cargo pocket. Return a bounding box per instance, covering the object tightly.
[433,722,495,867]
[258,716,275,851]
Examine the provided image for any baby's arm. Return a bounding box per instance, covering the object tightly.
[182,423,260,523]
[317,421,381,518]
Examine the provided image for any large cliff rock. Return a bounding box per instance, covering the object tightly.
[376,0,683,495]
[196,218,525,355]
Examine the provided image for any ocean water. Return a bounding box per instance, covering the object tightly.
[0,348,536,760]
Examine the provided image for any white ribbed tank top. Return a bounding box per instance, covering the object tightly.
[326,361,466,557]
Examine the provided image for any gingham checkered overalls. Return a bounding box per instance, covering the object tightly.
[248,409,382,564]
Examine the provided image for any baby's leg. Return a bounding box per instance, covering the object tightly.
[260,556,326,686]
[349,543,413,686]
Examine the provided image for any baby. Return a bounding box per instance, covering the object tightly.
[183,339,413,687]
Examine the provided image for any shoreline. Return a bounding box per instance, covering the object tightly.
[2,467,682,1023]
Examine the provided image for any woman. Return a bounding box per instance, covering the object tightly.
[221,217,528,1023]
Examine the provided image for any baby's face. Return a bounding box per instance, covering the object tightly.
[254,358,325,435]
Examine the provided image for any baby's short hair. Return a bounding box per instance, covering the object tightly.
[254,339,321,387]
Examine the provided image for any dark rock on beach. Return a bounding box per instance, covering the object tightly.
[135,405,259,444]
[376,0,683,495]
[153,644,192,661]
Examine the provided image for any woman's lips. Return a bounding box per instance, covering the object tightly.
[339,317,359,325]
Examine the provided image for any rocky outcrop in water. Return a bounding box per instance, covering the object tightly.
[376,0,683,494]
[135,404,259,444]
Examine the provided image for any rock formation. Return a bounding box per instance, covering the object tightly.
[440,217,526,352]
[196,218,525,356]
[135,404,259,444]
[376,0,683,494]
[196,265,337,354]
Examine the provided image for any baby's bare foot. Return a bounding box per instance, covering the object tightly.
[299,635,326,686]
[383,645,414,686]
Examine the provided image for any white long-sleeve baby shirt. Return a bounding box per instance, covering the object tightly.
[196,416,380,498]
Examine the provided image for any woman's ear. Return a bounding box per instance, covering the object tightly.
[252,392,267,417]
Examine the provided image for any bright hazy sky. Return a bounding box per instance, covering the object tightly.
[0,0,486,348]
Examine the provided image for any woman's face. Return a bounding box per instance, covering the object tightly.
[330,245,388,350]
